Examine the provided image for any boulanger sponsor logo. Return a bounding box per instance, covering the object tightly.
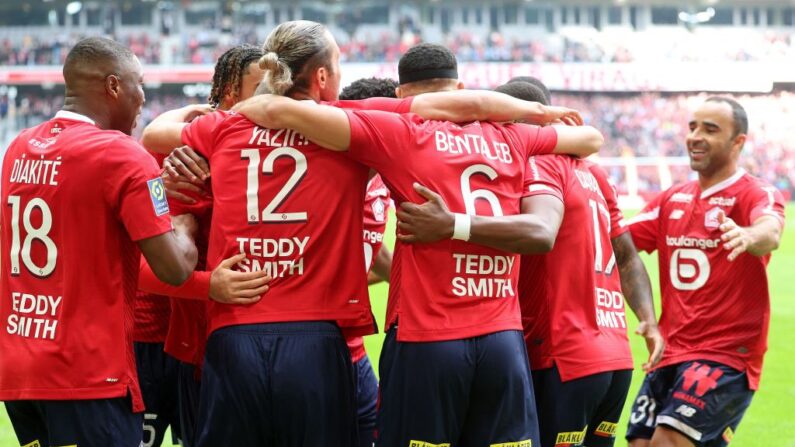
[594,421,617,437]
[490,441,532,447]
[147,177,170,216]
[669,248,711,291]
[665,235,721,249]
[409,441,450,447]
[555,427,586,446]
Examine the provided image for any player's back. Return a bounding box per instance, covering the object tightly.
[519,154,632,381]
[184,112,372,335]
[0,112,169,411]
[345,111,559,342]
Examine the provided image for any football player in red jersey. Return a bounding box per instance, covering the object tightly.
[338,77,398,447]
[0,37,197,447]
[145,22,588,446]
[484,79,663,447]
[625,97,785,447]
[233,44,603,446]
[134,44,271,447]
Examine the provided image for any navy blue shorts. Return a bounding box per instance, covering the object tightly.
[176,361,202,447]
[5,398,142,447]
[532,365,632,447]
[195,321,357,447]
[355,354,378,447]
[376,327,538,447]
[626,360,754,446]
[134,341,181,447]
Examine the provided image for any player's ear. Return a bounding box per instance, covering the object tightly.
[316,66,328,89]
[395,86,404,99]
[732,133,747,152]
[456,81,465,90]
[106,74,121,99]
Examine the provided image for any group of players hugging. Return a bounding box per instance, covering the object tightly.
[0,18,784,447]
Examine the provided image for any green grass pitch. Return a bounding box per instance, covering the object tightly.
[1,206,793,446]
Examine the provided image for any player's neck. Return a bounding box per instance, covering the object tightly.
[698,164,739,191]
[61,97,109,130]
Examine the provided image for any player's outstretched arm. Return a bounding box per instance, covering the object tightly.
[397,183,564,254]
[550,124,605,157]
[408,90,584,127]
[141,105,214,154]
[237,95,352,151]
[718,211,782,261]
[138,214,199,286]
[612,232,664,372]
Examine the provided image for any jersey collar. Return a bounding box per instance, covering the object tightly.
[700,168,746,199]
[54,110,96,125]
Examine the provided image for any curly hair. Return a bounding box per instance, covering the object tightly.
[208,44,263,108]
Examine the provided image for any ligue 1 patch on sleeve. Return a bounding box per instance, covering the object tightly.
[147,177,170,216]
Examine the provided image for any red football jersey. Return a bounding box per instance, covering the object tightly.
[345,110,558,342]
[0,111,172,412]
[587,161,629,240]
[347,175,391,363]
[182,97,412,335]
[134,152,172,343]
[163,191,212,366]
[520,155,633,381]
[628,170,785,389]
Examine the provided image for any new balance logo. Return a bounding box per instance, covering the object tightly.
[674,405,697,418]
[669,209,685,220]
[681,362,723,397]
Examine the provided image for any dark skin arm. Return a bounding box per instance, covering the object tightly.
[612,231,664,372]
[137,214,198,286]
[396,183,564,254]
[367,246,392,284]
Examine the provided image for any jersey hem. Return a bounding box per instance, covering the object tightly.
[395,318,522,342]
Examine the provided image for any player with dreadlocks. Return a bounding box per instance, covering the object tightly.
[135,44,269,447]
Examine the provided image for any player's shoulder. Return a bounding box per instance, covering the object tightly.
[737,171,778,192]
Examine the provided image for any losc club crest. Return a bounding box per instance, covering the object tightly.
[704,207,722,230]
[371,198,386,222]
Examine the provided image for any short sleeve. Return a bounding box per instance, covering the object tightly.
[627,192,665,253]
[589,163,629,239]
[181,110,229,159]
[105,138,173,241]
[333,97,414,113]
[345,110,418,172]
[746,182,786,227]
[523,155,566,203]
[502,124,558,159]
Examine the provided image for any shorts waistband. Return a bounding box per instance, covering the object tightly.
[216,321,341,335]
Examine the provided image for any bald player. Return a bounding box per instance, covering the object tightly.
[0,37,197,447]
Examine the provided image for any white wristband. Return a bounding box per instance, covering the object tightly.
[452,213,472,241]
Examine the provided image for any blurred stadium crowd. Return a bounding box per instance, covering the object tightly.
[2,89,793,200]
[2,27,794,65]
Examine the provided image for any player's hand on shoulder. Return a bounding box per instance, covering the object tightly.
[541,106,583,127]
[396,183,455,244]
[182,104,215,122]
[636,321,665,373]
[717,210,751,261]
[164,145,210,184]
[209,253,271,305]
